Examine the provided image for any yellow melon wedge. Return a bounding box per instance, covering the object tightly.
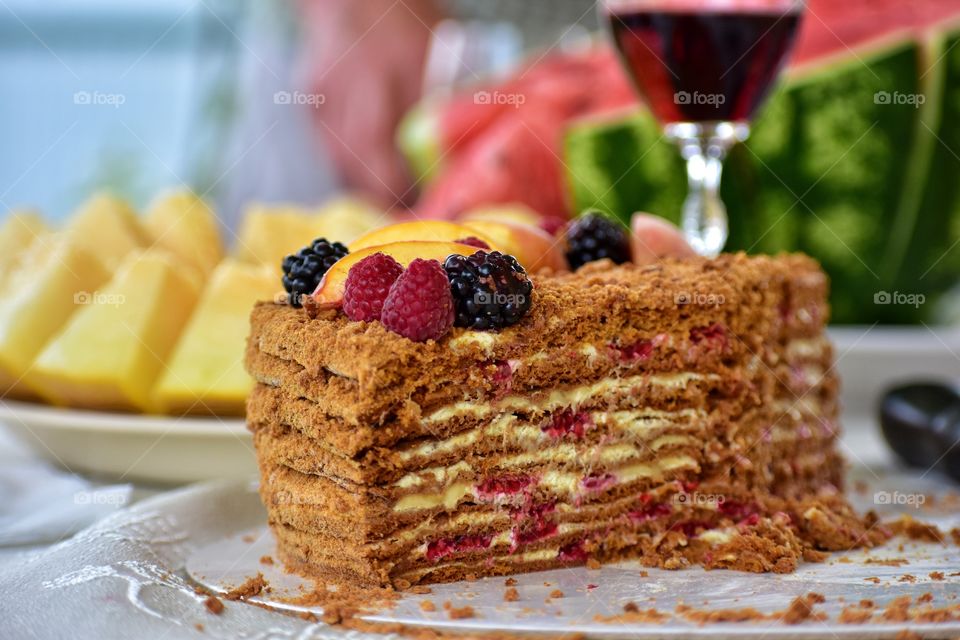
[30,250,200,412]
[0,235,112,398]
[153,259,280,416]
[313,241,478,306]
[65,193,146,270]
[234,203,319,269]
[314,195,387,244]
[142,190,224,277]
[0,210,49,290]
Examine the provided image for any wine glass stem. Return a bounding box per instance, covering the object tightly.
[666,122,749,258]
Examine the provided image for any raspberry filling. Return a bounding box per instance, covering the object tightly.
[717,500,760,521]
[612,338,654,362]
[512,520,558,548]
[425,534,492,563]
[541,409,594,439]
[488,359,514,398]
[475,474,534,501]
[670,520,716,538]
[628,502,672,523]
[689,323,727,350]
[557,540,588,563]
[579,472,617,494]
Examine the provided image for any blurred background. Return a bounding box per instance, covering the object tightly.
[2,0,959,325]
[0,0,955,487]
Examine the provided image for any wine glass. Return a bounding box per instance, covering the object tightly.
[600,0,804,257]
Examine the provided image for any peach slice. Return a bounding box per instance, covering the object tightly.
[461,220,568,274]
[459,203,545,228]
[348,220,499,252]
[313,241,479,306]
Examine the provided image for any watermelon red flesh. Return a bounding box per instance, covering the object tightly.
[419,113,570,219]
[436,48,636,158]
[793,0,960,65]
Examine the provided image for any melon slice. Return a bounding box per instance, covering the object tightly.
[0,210,49,289]
[65,193,145,270]
[30,250,200,412]
[234,203,319,269]
[0,235,112,398]
[153,259,280,416]
[143,190,224,276]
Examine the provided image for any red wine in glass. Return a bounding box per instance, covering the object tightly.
[602,1,803,256]
[608,8,801,124]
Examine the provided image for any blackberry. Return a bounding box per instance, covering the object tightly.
[281,238,349,307]
[444,251,533,330]
[564,211,631,270]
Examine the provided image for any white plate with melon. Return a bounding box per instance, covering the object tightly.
[0,190,387,484]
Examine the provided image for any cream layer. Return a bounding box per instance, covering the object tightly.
[397,407,705,463]
[425,371,714,424]
[393,455,698,512]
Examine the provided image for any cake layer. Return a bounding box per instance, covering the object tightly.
[246,253,872,587]
[246,254,829,434]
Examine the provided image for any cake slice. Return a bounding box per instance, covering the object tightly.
[246,253,883,587]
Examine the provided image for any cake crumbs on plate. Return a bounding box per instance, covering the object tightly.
[930,571,945,580]
[864,557,908,567]
[638,570,649,577]
[298,611,318,622]
[446,604,475,620]
[504,578,517,587]
[549,589,564,599]
[837,605,873,624]
[203,596,224,615]
[223,573,267,601]
[259,555,274,565]
[595,606,669,624]
[897,574,917,583]
[864,576,881,584]
[419,600,436,612]
[889,516,946,544]
[503,587,519,602]
[241,534,256,543]
[779,593,826,625]
[409,585,432,594]
[586,558,601,570]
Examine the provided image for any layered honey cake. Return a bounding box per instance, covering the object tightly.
[247,243,884,587]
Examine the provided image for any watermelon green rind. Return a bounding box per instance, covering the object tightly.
[563,28,960,323]
[903,30,960,317]
[396,102,441,184]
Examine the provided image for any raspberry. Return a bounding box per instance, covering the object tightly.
[342,253,404,322]
[444,251,533,330]
[454,236,491,250]
[564,211,631,270]
[381,259,454,342]
[281,238,349,307]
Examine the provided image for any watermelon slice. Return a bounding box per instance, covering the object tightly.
[565,13,960,324]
